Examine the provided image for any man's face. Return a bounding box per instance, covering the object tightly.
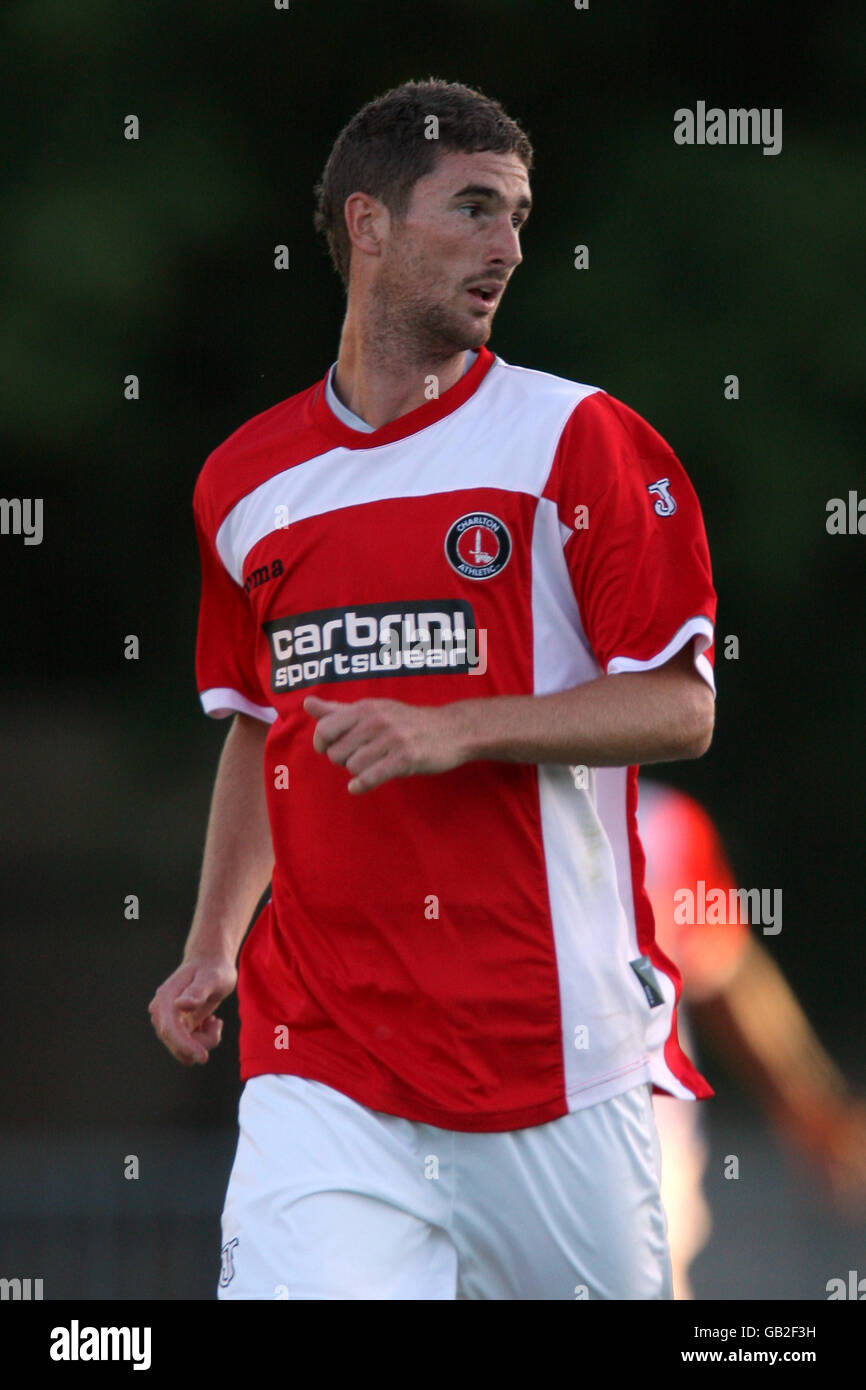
[371,148,532,360]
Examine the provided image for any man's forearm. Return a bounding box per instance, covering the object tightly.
[184,712,275,965]
[450,646,715,768]
[690,938,849,1121]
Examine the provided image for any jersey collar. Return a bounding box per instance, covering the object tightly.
[311,345,496,449]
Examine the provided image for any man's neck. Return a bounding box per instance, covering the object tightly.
[332,311,477,430]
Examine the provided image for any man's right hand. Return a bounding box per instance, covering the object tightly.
[148,956,238,1066]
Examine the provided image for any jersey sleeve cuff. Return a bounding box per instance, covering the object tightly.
[199,687,278,723]
[606,617,716,694]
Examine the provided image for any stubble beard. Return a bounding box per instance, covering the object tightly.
[364,253,491,371]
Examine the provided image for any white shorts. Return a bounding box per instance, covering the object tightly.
[653,1093,712,1300]
[217,1074,672,1300]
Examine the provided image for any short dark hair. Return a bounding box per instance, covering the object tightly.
[313,79,533,289]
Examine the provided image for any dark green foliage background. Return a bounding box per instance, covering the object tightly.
[1,0,863,1131]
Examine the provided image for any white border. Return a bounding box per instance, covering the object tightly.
[607,617,716,694]
[200,687,277,723]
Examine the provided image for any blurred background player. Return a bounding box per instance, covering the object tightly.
[638,778,866,1299]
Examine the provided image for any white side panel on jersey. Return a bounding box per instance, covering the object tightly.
[216,362,602,584]
[595,772,675,1084]
[529,498,598,690]
[594,768,696,1099]
[536,762,652,1107]
[530,499,647,1103]
[530,496,698,1103]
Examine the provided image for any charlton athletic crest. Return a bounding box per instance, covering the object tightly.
[445,512,512,580]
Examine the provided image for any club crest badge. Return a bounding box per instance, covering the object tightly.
[445,512,512,580]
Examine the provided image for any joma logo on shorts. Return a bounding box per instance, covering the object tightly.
[219,1237,238,1287]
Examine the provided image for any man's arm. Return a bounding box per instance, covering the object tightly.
[148,712,273,1065]
[689,937,866,1207]
[304,643,714,794]
[450,643,713,767]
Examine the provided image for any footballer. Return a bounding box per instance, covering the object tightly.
[149,79,717,1300]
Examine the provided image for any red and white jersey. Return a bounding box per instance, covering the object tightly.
[194,345,717,1131]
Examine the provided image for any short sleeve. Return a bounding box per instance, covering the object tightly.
[193,498,277,724]
[550,392,716,692]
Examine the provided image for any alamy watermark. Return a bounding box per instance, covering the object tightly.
[826,491,865,534]
[49,1322,151,1370]
[0,497,43,545]
[674,103,782,156]
[674,881,782,935]
[0,1276,43,1300]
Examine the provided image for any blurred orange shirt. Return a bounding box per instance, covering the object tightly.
[637,780,749,1003]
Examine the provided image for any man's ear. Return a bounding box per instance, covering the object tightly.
[343,191,390,264]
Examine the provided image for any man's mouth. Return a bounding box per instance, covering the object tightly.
[466,283,503,308]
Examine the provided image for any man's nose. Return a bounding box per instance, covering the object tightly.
[486,215,523,270]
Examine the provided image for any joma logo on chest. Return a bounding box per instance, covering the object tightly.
[244,558,284,593]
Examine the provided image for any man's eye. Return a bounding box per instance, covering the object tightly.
[460,204,481,216]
